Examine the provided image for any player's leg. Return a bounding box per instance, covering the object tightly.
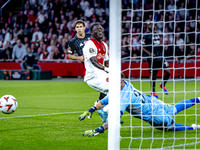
[151,69,159,98]
[97,92,108,123]
[170,123,194,131]
[160,59,170,95]
[175,97,200,114]
[87,72,109,123]
[150,109,194,131]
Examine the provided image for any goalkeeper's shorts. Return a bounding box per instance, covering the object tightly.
[149,108,175,131]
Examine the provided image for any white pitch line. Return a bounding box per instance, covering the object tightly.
[0,111,84,119]
[162,141,200,150]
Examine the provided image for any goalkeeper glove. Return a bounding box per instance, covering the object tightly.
[83,126,104,137]
[79,106,96,121]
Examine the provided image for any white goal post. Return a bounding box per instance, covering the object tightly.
[108,0,121,150]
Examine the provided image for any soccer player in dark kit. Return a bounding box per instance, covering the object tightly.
[142,22,170,98]
[68,20,91,66]
[68,20,108,123]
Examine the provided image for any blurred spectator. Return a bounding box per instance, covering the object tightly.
[132,35,141,50]
[80,0,90,11]
[132,46,140,59]
[186,43,196,59]
[18,28,25,43]
[167,0,177,15]
[95,3,105,17]
[74,5,84,18]
[11,16,18,29]
[84,4,94,18]
[2,43,12,61]
[48,10,55,22]
[7,12,13,27]
[175,44,185,61]
[121,45,130,58]
[21,47,41,70]
[175,34,184,46]
[34,47,43,60]
[4,27,11,45]
[27,10,37,25]
[12,39,27,61]
[13,27,19,38]
[50,47,62,59]
[9,34,15,46]
[40,47,50,61]
[32,27,43,42]
[62,48,69,60]
[24,5,31,16]
[37,10,48,24]
[43,0,53,11]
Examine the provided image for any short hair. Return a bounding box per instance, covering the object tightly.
[17,39,21,43]
[121,72,125,79]
[90,23,100,32]
[75,20,85,27]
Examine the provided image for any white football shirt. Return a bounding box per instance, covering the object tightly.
[83,38,109,81]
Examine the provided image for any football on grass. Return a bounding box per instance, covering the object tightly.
[0,95,18,114]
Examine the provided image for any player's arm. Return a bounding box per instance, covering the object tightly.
[90,56,109,73]
[67,42,84,62]
[68,53,84,62]
[104,60,109,67]
[142,47,152,56]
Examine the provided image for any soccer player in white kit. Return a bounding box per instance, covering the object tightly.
[83,23,109,94]
[83,23,109,123]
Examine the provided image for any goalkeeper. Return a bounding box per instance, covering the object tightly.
[79,73,200,137]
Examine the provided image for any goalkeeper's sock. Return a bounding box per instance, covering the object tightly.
[175,98,200,114]
[171,123,194,131]
[95,126,104,133]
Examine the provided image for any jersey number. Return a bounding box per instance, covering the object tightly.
[133,90,146,103]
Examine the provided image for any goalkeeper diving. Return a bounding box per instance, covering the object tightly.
[79,73,200,137]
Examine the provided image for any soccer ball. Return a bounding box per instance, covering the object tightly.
[0,95,18,114]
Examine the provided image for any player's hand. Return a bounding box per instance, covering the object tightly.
[79,106,96,121]
[79,111,92,120]
[79,56,84,62]
[83,130,99,137]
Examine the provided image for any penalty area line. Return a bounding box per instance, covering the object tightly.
[0,111,84,119]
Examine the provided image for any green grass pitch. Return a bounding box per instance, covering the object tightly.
[0,79,200,150]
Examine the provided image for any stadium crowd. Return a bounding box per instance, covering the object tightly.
[0,0,199,62]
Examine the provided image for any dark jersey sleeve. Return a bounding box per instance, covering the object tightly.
[68,41,75,55]
[142,34,152,53]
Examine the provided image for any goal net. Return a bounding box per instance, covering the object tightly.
[117,0,200,149]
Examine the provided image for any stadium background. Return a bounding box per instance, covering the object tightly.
[0,0,200,149]
[0,0,199,79]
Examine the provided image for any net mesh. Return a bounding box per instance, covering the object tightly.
[120,0,200,149]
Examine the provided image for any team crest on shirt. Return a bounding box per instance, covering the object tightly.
[89,48,95,53]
